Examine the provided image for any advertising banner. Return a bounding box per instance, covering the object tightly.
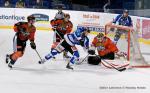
[142,19,150,39]
[0,8,150,44]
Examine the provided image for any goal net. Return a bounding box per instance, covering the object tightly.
[105,24,150,68]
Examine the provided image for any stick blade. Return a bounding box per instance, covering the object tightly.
[118,67,126,72]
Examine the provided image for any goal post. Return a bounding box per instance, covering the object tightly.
[105,24,150,68]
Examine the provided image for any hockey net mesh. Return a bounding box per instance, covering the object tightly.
[105,24,150,68]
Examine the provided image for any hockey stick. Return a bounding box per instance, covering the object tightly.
[76,54,89,65]
[92,54,126,72]
[34,49,42,61]
[54,29,64,39]
[101,59,126,72]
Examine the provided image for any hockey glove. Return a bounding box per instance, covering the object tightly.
[88,50,95,55]
[30,41,36,49]
[79,39,84,47]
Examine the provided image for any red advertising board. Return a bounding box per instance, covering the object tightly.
[142,19,150,39]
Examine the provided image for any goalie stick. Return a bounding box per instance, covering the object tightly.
[88,52,126,72]
[101,59,126,72]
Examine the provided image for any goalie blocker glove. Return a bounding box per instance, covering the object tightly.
[88,55,101,65]
[88,50,95,55]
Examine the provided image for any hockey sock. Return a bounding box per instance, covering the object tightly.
[45,49,59,60]
[70,51,79,64]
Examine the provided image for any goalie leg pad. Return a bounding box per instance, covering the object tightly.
[88,55,101,65]
[100,52,115,60]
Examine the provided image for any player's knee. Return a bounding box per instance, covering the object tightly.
[51,42,59,49]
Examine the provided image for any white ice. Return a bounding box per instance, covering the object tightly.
[0,30,150,93]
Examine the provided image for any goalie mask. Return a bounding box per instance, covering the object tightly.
[96,33,104,42]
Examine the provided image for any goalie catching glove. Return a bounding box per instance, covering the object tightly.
[88,55,101,65]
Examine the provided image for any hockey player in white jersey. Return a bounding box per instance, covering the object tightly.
[39,27,90,69]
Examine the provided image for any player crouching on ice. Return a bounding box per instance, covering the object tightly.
[6,15,36,68]
[39,27,90,70]
[87,33,118,65]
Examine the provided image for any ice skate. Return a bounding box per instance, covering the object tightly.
[66,63,73,70]
[6,54,10,64]
[8,62,13,69]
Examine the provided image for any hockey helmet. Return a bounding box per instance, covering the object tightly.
[83,27,90,33]
[27,15,35,21]
[57,5,63,9]
[64,13,70,19]
[97,33,104,39]
[123,9,129,13]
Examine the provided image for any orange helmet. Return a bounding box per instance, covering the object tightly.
[97,33,104,39]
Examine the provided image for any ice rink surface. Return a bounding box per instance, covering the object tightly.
[0,30,150,93]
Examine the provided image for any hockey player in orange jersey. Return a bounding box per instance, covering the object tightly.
[6,15,36,68]
[88,33,118,65]
[50,13,73,59]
